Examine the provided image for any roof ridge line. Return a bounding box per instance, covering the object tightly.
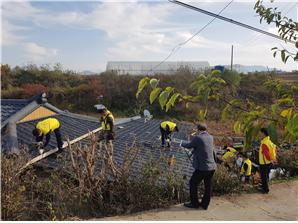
[1,99,29,101]
[115,115,142,125]
[58,111,99,122]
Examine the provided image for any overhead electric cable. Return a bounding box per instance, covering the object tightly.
[246,2,298,46]
[148,0,234,73]
[168,0,296,44]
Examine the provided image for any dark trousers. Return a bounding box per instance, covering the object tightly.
[189,169,215,208]
[245,176,251,184]
[54,128,63,150]
[98,130,114,143]
[259,164,271,192]
[160,127,170,147]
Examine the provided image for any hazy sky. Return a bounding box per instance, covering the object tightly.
[1,0,297,72]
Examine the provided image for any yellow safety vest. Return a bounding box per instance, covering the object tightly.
[36,118,60,135]
[227,147,237,153]
[241,159,252,176]
[101,110,114,131]
[259,136,277,165]
[160,121,176,132]
[222,147,237,163]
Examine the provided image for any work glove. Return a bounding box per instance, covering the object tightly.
[36,141,43,146]
[36,141,44,149]
[35,142,44,154]
[62,141,68,148]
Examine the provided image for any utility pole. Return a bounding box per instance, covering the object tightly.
[231,45,234,71]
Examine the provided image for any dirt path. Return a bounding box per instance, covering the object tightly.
[99,181,298,221]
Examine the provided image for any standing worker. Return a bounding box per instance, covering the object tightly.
[259,128,277,194]
[32,117,63,153]
[181,123,217,210]
[160,121,179,148]
[96,104,117,176]
[240,152,252,183]
[96,104,115,144]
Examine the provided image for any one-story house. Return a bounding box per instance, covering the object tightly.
[1,93,195,179]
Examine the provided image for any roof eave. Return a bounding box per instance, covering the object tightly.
[1,101,40,129]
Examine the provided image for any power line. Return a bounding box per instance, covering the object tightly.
[245,2,298,46]
[169,0,296,44]
[148,0,234,74]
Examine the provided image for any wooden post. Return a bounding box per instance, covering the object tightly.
[19,127,103,172]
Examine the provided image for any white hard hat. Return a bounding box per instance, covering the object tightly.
[94,104,106,111]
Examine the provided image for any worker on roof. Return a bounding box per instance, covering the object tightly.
[96,104,115,144]
[160,121,179,148]
[96,104,117,175]
[32,117,63,153]
[239,152,252,184]
[258,128,277,194]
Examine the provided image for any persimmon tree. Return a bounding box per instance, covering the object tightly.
[254,0,298,63]
[136,70,298,149]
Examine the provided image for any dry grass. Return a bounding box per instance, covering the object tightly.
[277,144,298,176]
[213,164,242,195]
[1,134,186,220]
[4,132,293,220]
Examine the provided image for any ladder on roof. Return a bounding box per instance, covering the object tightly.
[19,127,103,173]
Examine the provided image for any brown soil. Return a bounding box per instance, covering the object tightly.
[98,180,298,221]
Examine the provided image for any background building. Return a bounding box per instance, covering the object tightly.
[106,61,210,75]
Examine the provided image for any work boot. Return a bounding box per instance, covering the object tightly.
[198,202,208,210]
[257,188,269,194]
[184,202,199,209]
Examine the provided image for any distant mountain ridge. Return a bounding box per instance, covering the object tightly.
[80,70,97,75]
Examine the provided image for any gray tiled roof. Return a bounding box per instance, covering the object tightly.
[111,118,195,179]
[1,99,30,122]
[16,115,195,181]
[37,117,194,181]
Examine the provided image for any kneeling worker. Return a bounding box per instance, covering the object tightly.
[222,146,237,169]
[160,121,179,148]
[32,117,63,153]
[240,152,252,183]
